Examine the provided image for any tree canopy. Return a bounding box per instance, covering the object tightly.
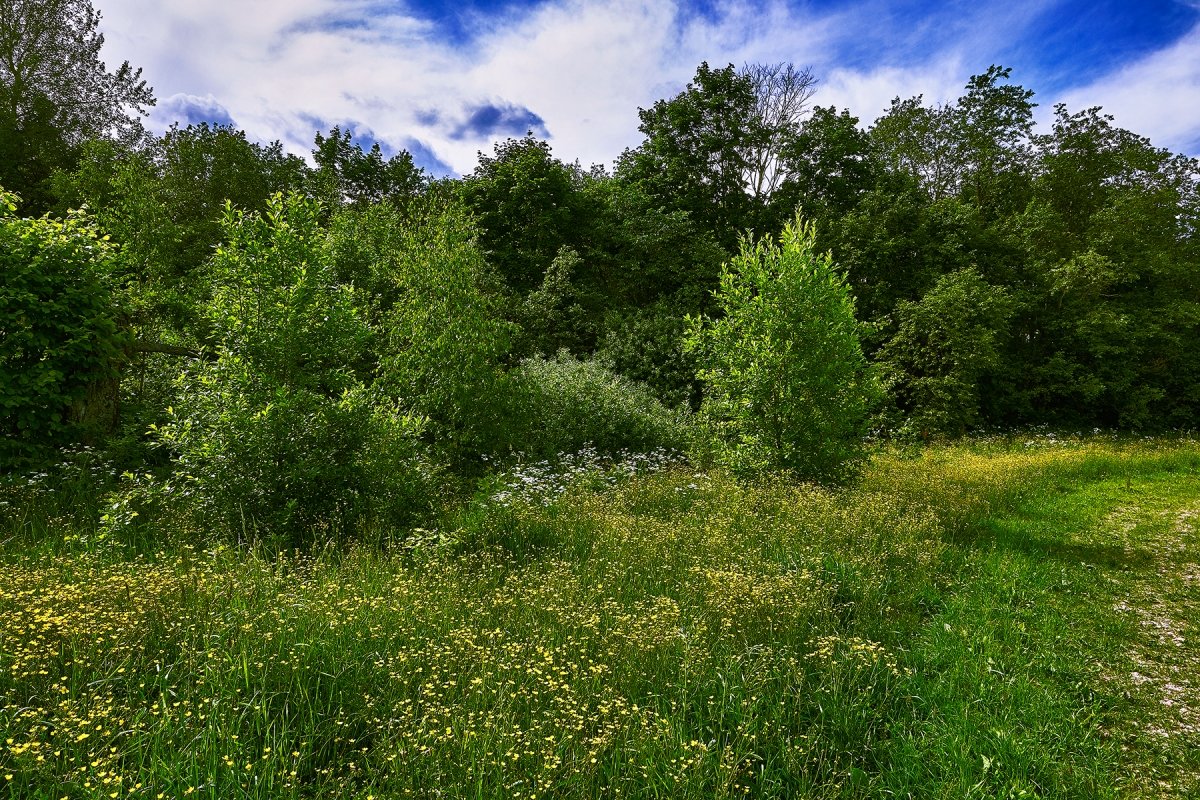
[0,0,153,212]
[5,36,1198,505]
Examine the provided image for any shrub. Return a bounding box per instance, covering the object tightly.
[685,216,879,482]
[0,187,125,465]
[876,267,1013,437]
[508,351,693,460]
[154,193,438,546]
[333,197,518,466]
[598,301,699,409]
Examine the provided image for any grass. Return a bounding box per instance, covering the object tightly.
[1,435,1197,798]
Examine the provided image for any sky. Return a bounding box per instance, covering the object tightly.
[94,0,1200,176]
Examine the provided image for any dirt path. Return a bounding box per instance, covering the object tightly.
[1095,487,1200,797]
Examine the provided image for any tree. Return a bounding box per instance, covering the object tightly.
[598,301,699,409]
[574,174,726,312]
[777,106,879,216]
[517,245,595,356]
[685,217,878,481]
[739,62,817,199]
[55,124,310,353]
[823,184,1015,336]
[1034,104,1178,239]
[617,62,760,245]
[0,0,154,213]
[876,268,1013,437]
[618,61,816,246]
[870,96,959,201]
[0,186,124,464]
[1000,106,1200,429]
[870,66,1034,214]
[459,134,580,292]
[310,126,426,209]
[954,66,1036,214]
[156,193,436,545]
[338,196,520,464]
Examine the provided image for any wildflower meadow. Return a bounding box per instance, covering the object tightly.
[3,435,1197,798]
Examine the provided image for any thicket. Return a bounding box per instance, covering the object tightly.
[0,189,124,464]
[3,1,1198,545]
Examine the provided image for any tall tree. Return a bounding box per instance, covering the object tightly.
[618,61,816,245]
[870,95,959,201]
[1004,105,1200,428]
[870,66,1034,214]
[739,62,817,199]
[617,62,759,245]
[0,0,153,212]
[459,134,580,292]
[764,105,881,232]
[955,66,1036,214]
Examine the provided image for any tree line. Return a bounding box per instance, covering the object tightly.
[2,0,1198,542]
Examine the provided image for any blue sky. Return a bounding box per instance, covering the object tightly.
[97,0,1200,175]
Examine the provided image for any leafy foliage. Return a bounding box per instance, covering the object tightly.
[359,197,519,463]
[509,351,693,460]
[598,302,699,409]
[871,66,1035,213]
[56,125,309,339]
[517,244,596,357]
[155,193,436,545]
[686,217,878,481]
[618,62,760,247]
[310,125,427,209]
[877,268,1014,437]
[4,50,1199,552]
[0,187,124,464]
[460,135,580,292]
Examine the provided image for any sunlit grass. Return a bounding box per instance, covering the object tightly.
[2,435,1197,797]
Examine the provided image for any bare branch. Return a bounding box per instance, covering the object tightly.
[740,62,818,198]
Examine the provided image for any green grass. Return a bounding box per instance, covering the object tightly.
[1,436,1197,798]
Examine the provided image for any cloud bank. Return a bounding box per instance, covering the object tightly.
[98,0,1200,175]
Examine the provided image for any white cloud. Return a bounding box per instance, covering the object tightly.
[103,0,850,173]
[1057,21,1200,154]
[820,58,970,124]
[94,0,1198,176]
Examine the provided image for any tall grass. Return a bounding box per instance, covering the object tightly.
[1,435,1196,797]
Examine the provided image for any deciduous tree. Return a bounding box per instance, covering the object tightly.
[0,0,153,212]
[686,217,877,480]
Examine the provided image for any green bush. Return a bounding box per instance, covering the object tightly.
[154,193,438,546]
[332,197,518,466]
[598,301,699,409]
[685,216,879,482]
[509,351,693,460]
[876,267,1013,437]
[0,187,125,465]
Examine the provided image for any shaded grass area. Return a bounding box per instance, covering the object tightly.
[1,436,1198,797]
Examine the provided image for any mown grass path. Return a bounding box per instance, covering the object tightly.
[1077,472,1199,796]
[882,452,1200,798]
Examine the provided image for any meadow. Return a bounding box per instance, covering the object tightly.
[2,435,1198,798]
